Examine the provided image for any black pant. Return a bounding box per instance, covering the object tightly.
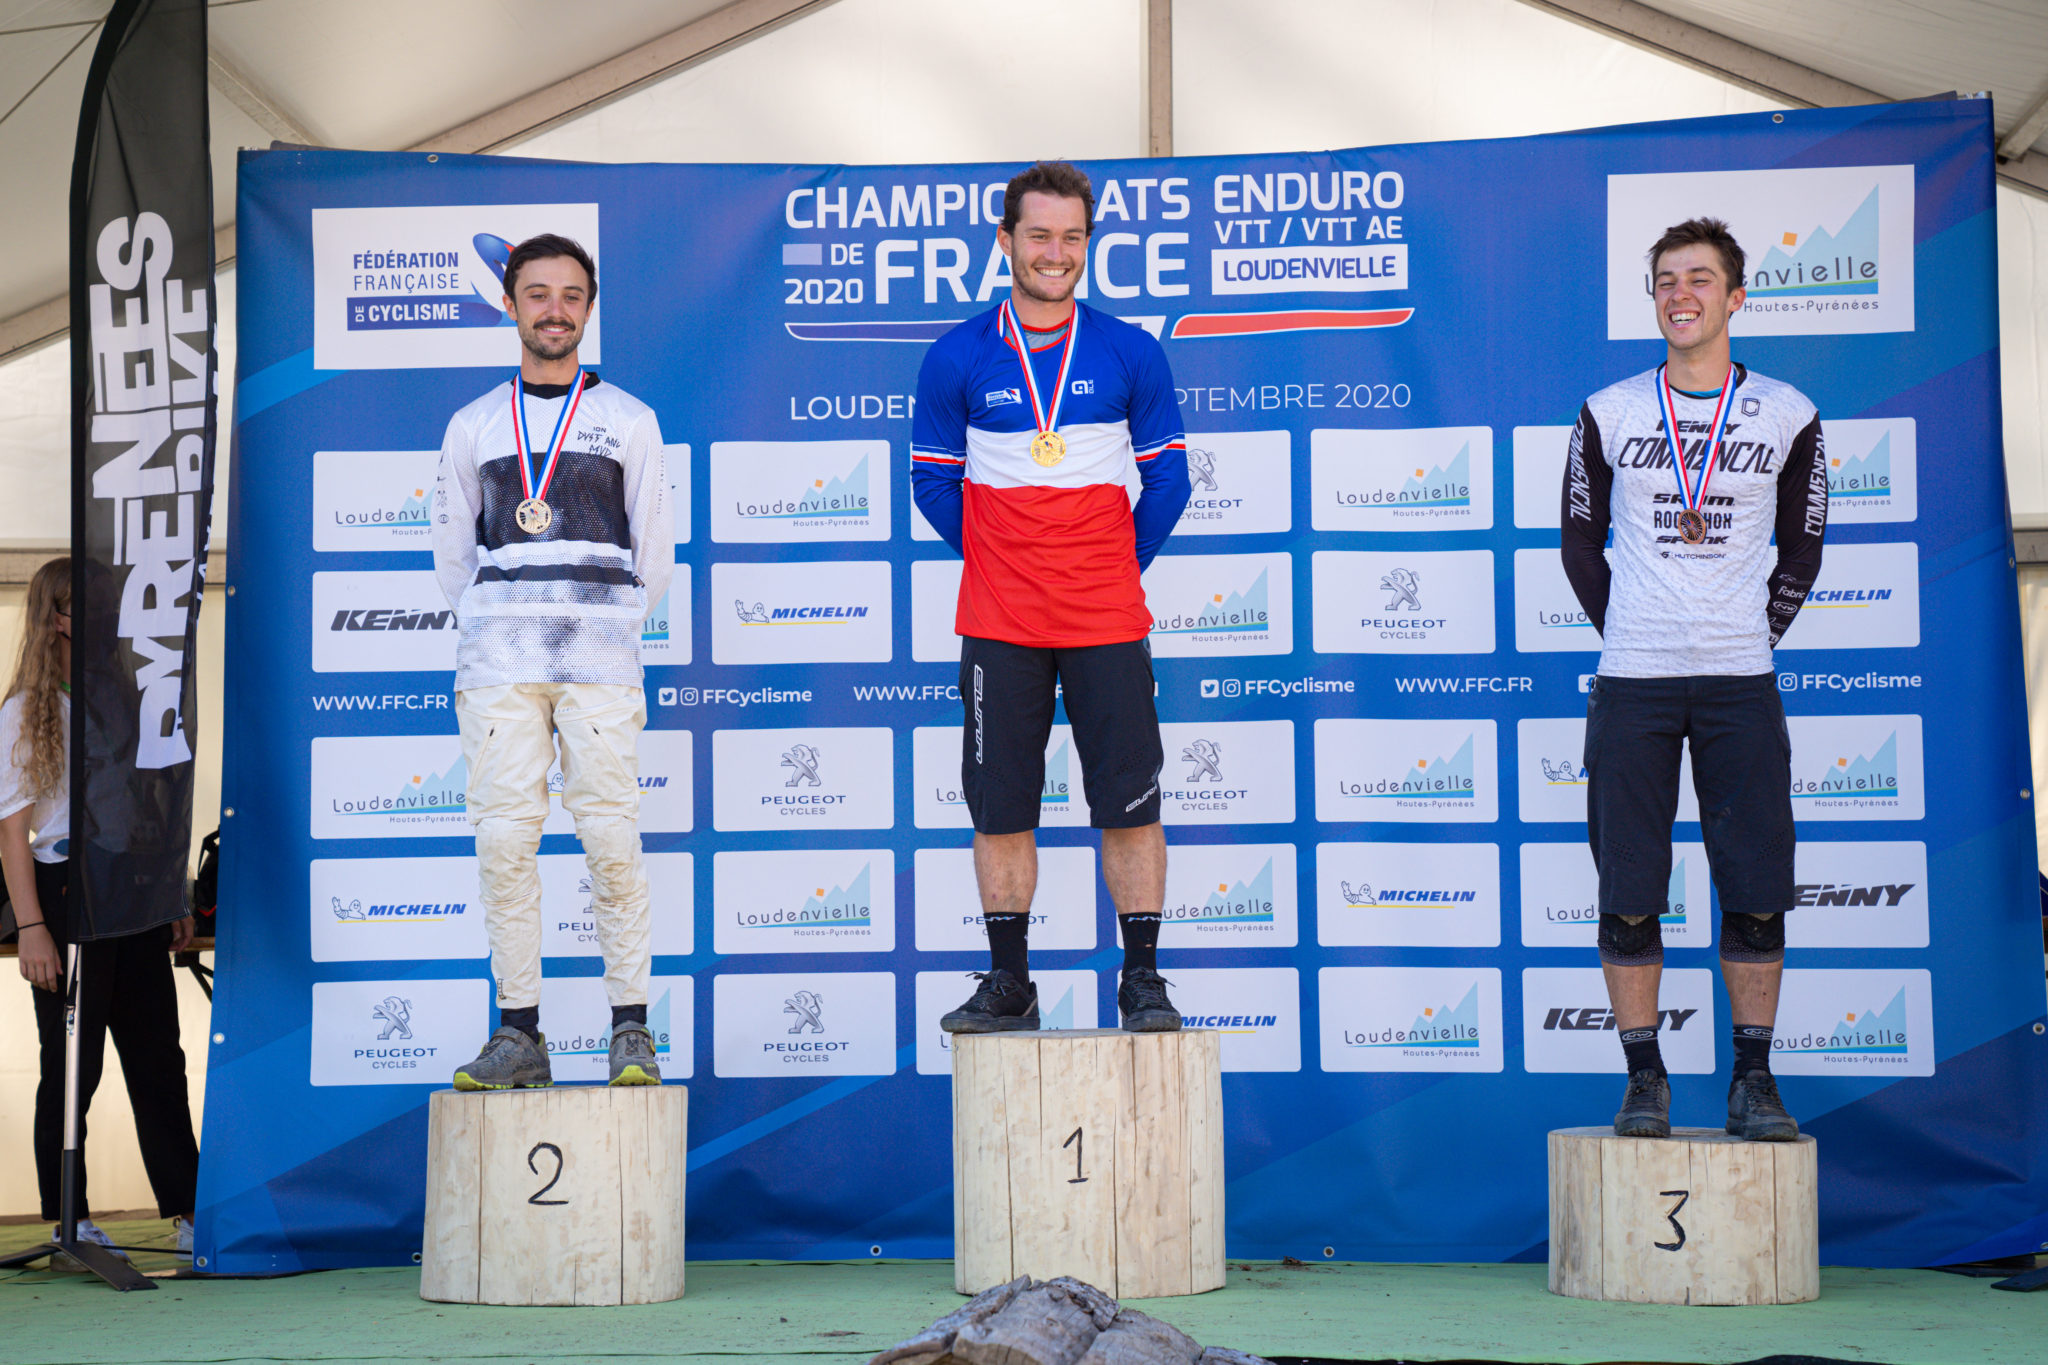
[29,859,201,1222]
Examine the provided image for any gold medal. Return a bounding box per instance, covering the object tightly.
[1030,430,1067,468]
[515,497,553,535]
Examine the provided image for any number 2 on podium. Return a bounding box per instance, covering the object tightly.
[1062,1127,1089,1184]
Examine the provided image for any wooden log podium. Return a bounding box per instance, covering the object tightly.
[952,1030,1224,1300]
[1548,1127,1818,1305]
[420,1087,687,1306]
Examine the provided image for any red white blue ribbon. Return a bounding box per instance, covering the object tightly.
[1656,362,1737,515]
[997,301,1077,439]
[509,367,585,503]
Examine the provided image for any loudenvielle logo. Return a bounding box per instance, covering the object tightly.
[1819,418,1916,524]
[734,864,875,931]
[1792,735,1899,799]
[1776,988,1909,1059]
[733,455,872,526]
[1310,427,1494,531]
[1336,738,1476,805]
[1333,446,1472,513]
[335,758,467,818]
[551,988,680,1063]
[1343,983,1484,1054]
[1166,859,1276,926]
[1153,571,1271,640]
[334,482,431,532]
[1743,190,1879,299]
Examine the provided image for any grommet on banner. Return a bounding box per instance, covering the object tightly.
[212,1032,224,1044]
[1773,113,1785,123]
[427,153,439,162]
[870,1244,883,1257]
[2034,1022,2045,1035]
[1322,1246,1335,1259]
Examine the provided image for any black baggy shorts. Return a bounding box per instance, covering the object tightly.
[1583,672,1796,917]
[958,635,1165,835]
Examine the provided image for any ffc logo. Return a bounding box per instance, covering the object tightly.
[985,388,1021,407]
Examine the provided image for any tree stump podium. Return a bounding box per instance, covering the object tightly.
[1548,1126,1818,1305]
[952,1030,1224,1300]
[420,1086,687,1306]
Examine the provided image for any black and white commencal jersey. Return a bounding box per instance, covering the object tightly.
[433,374,673,690]
[1561,364,1827,678]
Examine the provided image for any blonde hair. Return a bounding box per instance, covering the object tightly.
[6,558,68,799]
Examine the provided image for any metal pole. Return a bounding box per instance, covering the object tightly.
[57,941,80,1245]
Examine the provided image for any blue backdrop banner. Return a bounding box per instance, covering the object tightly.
[200,98,2048,1273]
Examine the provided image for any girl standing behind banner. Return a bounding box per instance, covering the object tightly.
[4,558,201,1256]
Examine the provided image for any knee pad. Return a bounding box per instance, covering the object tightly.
[1720,910,1785,963]
[1597,912,1663,966]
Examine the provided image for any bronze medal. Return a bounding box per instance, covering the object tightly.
[1678,508,1707,545]
[516,497,554,535]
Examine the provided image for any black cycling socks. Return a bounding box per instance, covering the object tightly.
[984,911,1029,980]
[1620,1025,1665,1075]
[500,1005,540,1042]
[612,1004,647,1029]
[1120,911,1162,974]
[1733,1023,1774,1074]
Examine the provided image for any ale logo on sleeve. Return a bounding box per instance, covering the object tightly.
[1310,426,1493,530]
[540,852,693,958]
[309,856,483,962]
[312,451,439,550]
[1165,967,1301,1072]
[1771,969,1933,1075]
[1513,549,1599,652]
[1775,542,1920,651]
[712,726,894,831]
[1157,721,1296,825]
[1517,717,1699,823]
[1314,719,1499,823]
[311,203,602,369]
[1173,431,1292,535]
[1314,842,1500,947]
[1319,967,1502,1073]
[1607,165,1914,338]
[1154,842,1298,947]
[310,978,488,1086]
[1518,842,1710,949]
[713,849,896,953]
[914,845,1096,951]
[1785,841,1929,949]
[712,971,896,1078]
[910,559,965,663]
[711,560,893,664]
[1311,550,1495,654]
[1820,418,1916,523]
[1521,967,1716,1074]
[312,570,458,673]
[710,440,890,542]
[1510,426,1572,530]
[913,724,1088,829]
[539,975,694,1083]
[1142,553,1293,656]
[1788,715,1924,820]
[916,970,1096,1076]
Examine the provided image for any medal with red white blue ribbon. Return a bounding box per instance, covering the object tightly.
[509,367,584,534]
[997,300,1078,468]
[1657,362,1737,546]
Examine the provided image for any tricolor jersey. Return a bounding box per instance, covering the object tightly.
[433,374,673,690]
[1561,363,1827,679]
[911,303,1191,648]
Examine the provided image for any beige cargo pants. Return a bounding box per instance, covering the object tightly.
[455,683,651,1010]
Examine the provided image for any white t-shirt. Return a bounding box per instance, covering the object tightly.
[0,692,69,864]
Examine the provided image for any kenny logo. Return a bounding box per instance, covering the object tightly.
[312,570,459,674]
[330,607,453,632]
[1541,1006,1698,1031]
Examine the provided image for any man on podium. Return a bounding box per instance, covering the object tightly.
[1560,217,1828,1140]
[912,162,1192,1034]
[432,234,673,1089]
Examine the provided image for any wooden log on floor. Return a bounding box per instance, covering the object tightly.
[952,1030,1225,1300]
[1547,1125,1819,1305]
[420,1085,687,1306]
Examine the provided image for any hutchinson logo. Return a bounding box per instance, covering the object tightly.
[1316,719,1499,823]
[1771,969,1932,1075]
[1142,553,1294,657]
[1310,426,1495,531]
[710,440,891,544]
[1606,164,1914,338]
[311,203,602,369]
[1320,967,1502,1073]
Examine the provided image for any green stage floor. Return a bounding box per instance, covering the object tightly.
[1,1217,2040,1365]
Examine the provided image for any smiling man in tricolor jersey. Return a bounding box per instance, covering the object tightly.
[1561,217,1828,1142]
[912,162,1193,1034]
[432,234,673,1090]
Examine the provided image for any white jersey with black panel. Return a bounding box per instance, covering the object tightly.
[1561,364,1827,679]
[432,374,673,690]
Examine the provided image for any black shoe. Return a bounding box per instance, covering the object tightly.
[1727,1069,1799,1141]
[940,970,1040,1034]
[1613,1068,1671,1138]
[1118,966,1182,1033]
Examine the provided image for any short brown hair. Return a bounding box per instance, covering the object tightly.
[504,233,598,305]
[1001,162,1095,237]
[1647,217,1745,289]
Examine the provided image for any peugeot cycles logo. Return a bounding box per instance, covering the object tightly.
[356,995,436,1072]
[765,744,845,815]
[768,987,848,1063]
[1381,567,1421,611]
[1162,736,1246,812]
[1183,739,1224,783]
[1180,446,1245,521]
[1362,565,1446,640]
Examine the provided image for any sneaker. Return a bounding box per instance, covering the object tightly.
[1614,1068,1671,1138]
[52,1219,130,1271]
[609,1022,661,1086]
[174,1216,194,1257]
[452,1026,553,1090]
[1117,967,1183,1033]
[939,970,1040,1034]
[1727,1069,1799,1141]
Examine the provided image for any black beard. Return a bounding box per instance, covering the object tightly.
[521,325,579,361]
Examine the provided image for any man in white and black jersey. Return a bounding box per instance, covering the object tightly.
[1561,217,1828,1142]
[432,234,673,1090]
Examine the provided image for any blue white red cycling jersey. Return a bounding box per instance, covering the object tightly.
[911,302,1190,648]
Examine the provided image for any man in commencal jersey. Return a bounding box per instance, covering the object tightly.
[432,234,673,1090]
[912,161,1192,1034]
[1561,216,1827,1142]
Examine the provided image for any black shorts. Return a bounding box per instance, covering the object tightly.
[958,635,1165,835]
[1583,673,1795,916]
